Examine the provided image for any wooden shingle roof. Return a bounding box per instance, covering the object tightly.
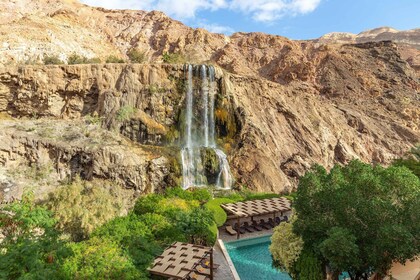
[221,197,291,218]
[148,242,211,279]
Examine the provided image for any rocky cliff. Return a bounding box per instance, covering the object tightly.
[0,0,419,199]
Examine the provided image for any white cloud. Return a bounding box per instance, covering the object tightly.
[199,23,234,34]
[154,0,228,19]
[80,0,321,23]
[230,0,321,22]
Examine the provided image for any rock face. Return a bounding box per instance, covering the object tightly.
[316,27,420,72]
[0,0,419,196]
[0,119,179,198]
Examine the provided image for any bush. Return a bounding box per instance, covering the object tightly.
[243,192,280,201]
[165,186,212,202]
[205,198,234,227]
[133,193,165,215]
[47,177,124,241]
[138,213,185,244]
[67,53,87,65]
[0,193,69,279]
[293,249,323,280]
[133,191,217,246]
[116,105,137,122]
[128,49,147,63]
[173,207,217,245]
[62,237,144,280]
[86,57,101,64]
[67,53,101,64]
[43,54,64,65]
[93,214,162,272]
[93,214,152,244]
[106,55,125,63]
[162,52,186,64]
[270,215,303,276]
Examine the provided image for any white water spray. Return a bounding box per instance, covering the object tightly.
[181,65,233,190]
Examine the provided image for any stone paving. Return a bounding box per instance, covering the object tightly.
[213,242,235,280]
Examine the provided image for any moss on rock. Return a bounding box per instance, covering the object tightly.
[200,148,220,184]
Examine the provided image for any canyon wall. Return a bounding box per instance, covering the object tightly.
[1,41,419,195]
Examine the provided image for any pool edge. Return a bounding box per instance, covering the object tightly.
[217,239,241,280]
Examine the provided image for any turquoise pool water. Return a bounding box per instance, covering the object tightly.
[226,235,292,280]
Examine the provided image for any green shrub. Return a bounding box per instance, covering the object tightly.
[133,193,165,215]
[93,214,162,272]
[43,54,64,65]
[173,207,217,245]
[292,249,323,280]
[47,177,124,241]
[116,105,137,122]
[138,213,185,244]
[205,198,233,227]
[128,49,147,63]
[0,193,69,280]
[86,57,101,64]
[93,214,152,244]
[106,55,125,63]
[165,186,212,202]
[162,52,186,64]
[62,237,144,280]
[67,53,87,65]
[270,215,303,276]
[243,192,280,201]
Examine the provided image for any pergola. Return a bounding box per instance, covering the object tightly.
[148,242,214,280]
[221,197,292,239]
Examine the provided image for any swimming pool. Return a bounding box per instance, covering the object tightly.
[225,235,292,280]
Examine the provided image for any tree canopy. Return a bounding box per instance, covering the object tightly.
[293,160,420,279]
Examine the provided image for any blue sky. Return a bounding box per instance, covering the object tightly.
[80,0,420,39]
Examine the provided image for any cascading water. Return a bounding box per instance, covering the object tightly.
[181,64,233,190]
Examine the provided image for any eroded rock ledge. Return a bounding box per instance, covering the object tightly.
[0,61,419,197]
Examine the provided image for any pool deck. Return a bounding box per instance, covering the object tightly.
[214,240,236,280]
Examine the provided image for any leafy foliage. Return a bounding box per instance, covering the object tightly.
[43,55,64,65]
[164,186,212,202]
[127,49,147,63]
[67,53,101,64]
[392,145,420,179]
[0,193,69,280]
[162,52,186,64]
[62,237,144,280]
[106,55,125,63]
[47,177,124,241]
[270,215,304,275]
[116,105,137,122]
[294,160,420,278]
[0,186,248,279]
[293,250,324,280]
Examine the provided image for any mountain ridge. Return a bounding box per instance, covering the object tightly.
[0,0,419,194]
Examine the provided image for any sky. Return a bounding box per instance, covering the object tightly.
[80,0,420,39]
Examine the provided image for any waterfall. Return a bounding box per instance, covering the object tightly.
[181,64,233,190]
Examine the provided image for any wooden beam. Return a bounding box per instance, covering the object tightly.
[210,248,214,280]
[237,216,240,240]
